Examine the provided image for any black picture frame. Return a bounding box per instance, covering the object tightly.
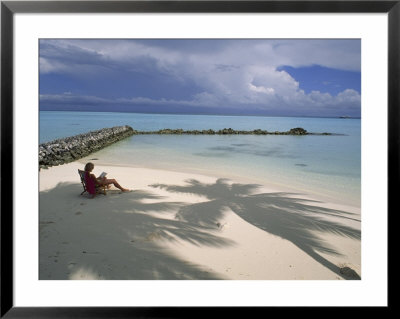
[1,0,396,317]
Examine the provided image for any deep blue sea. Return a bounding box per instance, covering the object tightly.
[40,111,361,206]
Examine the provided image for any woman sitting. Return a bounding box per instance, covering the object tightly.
[84,162,130,198]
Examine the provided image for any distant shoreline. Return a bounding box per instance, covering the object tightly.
[39,109,361,120]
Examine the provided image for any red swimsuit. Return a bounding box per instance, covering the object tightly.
[84,171,96,195]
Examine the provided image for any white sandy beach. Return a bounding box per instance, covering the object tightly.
[39,160,361,280]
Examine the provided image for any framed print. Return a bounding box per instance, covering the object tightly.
[1,0,396,316]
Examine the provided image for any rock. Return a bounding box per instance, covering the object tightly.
[39,125,134,169]
[218,128,236,134]
[288,127,308,135]
[253,129,268,135]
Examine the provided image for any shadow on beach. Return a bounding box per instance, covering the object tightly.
[150,178,361,280]
[39,179,360,280]
[39,183,231,280]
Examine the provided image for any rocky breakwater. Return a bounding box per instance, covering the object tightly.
[39,125,135,169]
[134,127,332,135]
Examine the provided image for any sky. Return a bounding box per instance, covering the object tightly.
[39,39,361,117]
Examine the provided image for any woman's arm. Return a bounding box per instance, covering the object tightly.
[91,173,106,185]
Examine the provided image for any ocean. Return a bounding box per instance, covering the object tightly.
[39,111,361,206]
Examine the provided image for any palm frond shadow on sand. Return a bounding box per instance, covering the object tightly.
[150,178,361,280]
[39,183,234,280]
[40,178,360,280]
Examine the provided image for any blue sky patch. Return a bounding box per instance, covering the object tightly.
[278,65,361,95]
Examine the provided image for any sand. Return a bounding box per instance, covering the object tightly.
[39,161,361,280]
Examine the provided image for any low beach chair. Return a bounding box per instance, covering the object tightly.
[78,169,107,196]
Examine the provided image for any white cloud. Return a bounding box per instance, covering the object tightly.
[249,84,275,95]
[40,39,361,116]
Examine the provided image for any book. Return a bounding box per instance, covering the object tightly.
[99,172,107,179]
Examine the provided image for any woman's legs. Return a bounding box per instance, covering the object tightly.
[101,178,130,191]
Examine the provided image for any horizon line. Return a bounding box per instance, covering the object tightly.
[39,109,361,120]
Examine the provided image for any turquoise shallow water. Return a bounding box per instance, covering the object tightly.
[40,111,361,206]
